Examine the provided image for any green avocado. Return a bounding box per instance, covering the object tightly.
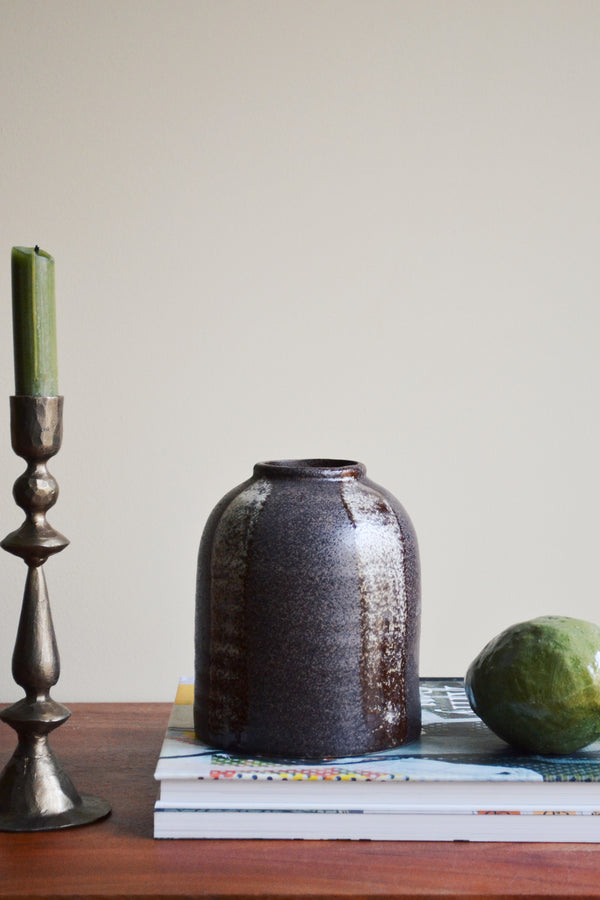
[465,616,600,754]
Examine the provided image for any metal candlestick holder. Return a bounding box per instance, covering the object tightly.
[0,396,110,831]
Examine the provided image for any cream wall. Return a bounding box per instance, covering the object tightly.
[1,0,599,701]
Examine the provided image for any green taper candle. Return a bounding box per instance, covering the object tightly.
[11,246,58,396]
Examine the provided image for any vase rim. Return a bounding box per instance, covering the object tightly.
[254,459,366,479]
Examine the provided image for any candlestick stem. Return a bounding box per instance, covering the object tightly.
[0,396,110,831]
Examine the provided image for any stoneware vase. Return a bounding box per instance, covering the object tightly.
[194,459,421,759]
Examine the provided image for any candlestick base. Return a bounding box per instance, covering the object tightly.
[0,702,110,830]
[0,396,110,831]
[0,797,112,833]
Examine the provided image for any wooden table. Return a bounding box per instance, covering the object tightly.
[1,703,600,898]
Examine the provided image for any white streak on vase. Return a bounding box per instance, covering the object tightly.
[208,478,272,738]
[341,479,408,745]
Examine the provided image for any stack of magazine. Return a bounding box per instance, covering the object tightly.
[154,678,600,840]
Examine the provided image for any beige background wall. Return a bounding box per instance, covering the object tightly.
[1,0,599,701]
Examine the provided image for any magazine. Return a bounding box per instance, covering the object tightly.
[154,678,600,840]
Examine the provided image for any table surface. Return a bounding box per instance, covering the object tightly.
[1,703,600,899]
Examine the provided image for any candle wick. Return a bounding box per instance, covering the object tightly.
[34,245,40,254]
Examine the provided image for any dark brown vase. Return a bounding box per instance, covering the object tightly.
[194,459,421,759]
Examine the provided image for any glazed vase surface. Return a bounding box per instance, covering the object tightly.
[194,459,421,759]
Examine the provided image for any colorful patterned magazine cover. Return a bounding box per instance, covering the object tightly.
[154,678,600,784]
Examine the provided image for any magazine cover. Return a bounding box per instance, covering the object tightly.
[155,678,600,785]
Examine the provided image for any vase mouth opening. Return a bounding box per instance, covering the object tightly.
[254,459,366,480]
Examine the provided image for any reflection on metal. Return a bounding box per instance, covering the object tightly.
[0,396,111,831]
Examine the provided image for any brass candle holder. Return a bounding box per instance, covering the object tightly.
[0,395,110,830]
